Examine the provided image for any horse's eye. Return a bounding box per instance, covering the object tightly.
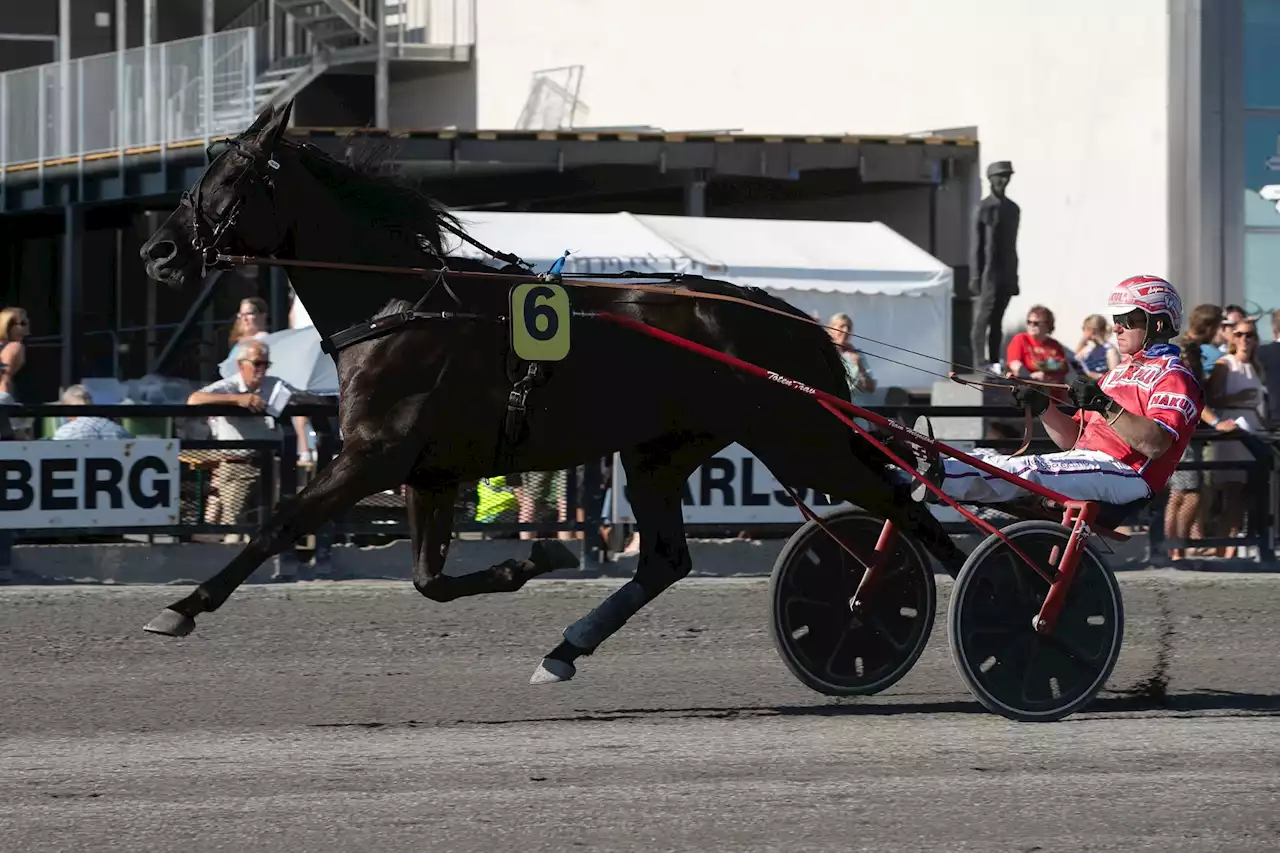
[206,140,232,163]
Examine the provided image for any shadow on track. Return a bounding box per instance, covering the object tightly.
[310,689,1280,730]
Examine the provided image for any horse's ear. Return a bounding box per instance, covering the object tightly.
[254,99,293,152]
[244,103,277,137]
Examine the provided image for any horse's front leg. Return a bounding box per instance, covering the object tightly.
[143,439,413,637]
[409,480,579,603]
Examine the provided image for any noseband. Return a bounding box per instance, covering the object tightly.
[180,137,281,271]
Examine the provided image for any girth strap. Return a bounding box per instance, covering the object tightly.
[319,310,488,356]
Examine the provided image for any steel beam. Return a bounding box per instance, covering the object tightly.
[153,270,223,375]
[375,0,389,128]
[61,203,84,389]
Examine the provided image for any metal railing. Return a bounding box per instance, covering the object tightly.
[0,402,1274,572]
[0,402,603,552]
[0,29,258,169]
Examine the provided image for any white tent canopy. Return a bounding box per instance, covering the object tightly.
[446,211,953,393]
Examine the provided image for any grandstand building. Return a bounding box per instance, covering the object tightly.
[0,1,1271,399]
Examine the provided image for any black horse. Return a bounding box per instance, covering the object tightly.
[138,101,964,683]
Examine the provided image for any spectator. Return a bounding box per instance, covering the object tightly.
[1165,304,1223,561]
[0,306,31,405]
[228,297,270,354]
[1074,314,1121,380]
[1005,305,1070,400]
[517,470,571,541]
[1214,303,1246,355]
[188,339,324,541]
[827,312,877,401]
[1204,316,1267,558]
[229,296,313,464]
[49,385,133,440]
[1254,309,1280,424]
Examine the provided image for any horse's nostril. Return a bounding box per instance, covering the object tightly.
[143,239,177,264]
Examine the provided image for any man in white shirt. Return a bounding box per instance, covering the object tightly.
[187,339,322,536]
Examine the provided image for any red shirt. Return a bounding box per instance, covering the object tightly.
[1006,333,1070,401]
[1072,343,1203,492]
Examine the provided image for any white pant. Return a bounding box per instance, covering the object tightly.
[941,448,1152,506]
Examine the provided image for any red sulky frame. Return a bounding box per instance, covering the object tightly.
[596,311,1116,637]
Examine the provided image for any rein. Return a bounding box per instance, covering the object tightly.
[216,252,1065,456]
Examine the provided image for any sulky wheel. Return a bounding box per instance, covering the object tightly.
[947,519,1124,723]
[769,507,936,697]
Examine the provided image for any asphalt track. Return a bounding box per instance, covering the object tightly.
[3,572,1280,853]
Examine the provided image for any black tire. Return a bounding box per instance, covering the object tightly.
[947,520,1124,722]
[769,507,936,697]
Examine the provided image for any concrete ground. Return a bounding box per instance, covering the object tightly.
[2,573,1278,852]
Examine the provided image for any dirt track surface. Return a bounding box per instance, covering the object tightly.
[2,574,1280,853]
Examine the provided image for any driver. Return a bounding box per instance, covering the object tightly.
[907,275,1202,506]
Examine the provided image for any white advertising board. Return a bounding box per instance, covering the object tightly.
[0,439,182,529]
[609,443,854,525]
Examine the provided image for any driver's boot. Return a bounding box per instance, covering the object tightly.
[880,416,943,502]
[906,416,944,503]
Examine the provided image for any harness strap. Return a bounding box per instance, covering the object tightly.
[319,309,491,356]
[436,218,537,274]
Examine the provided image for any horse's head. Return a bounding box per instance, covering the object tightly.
[140,101,295,287]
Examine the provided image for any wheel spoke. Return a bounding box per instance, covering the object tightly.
[784,594,841,612]
[861,609,912,653]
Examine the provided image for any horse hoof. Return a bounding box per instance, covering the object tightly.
[530,540,580,572]
[143,608,196,637]
[530,657,576,684]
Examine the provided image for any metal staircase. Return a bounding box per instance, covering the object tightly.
[224,0,473,113]
[273,0,378,49]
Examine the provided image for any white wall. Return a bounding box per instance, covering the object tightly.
[475,0,1170,349]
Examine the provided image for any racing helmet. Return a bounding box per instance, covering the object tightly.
[1105,274,1183,333]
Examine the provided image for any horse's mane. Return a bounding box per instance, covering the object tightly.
[285,135,463,257]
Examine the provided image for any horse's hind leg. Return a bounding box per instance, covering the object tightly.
[530,432,723,684]
[143,439,414,637]
[405,481,579,603]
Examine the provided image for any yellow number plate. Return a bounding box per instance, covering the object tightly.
[510,283,571,361]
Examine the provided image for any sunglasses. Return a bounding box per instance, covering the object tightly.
[240,359,271,369]
[1026,319,1046,326]
[1112,312,1147,331]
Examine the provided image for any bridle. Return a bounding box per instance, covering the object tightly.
[180,136,282,272]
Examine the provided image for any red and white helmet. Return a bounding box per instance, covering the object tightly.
[1105,274,1183,333]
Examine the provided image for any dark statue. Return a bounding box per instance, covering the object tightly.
[970,160,1020,369]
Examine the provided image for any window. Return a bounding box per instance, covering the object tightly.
[1246,0,1280,109]
[1242,2,1280,310]
[1245,115,1280,224]
[1245,230,1280,312]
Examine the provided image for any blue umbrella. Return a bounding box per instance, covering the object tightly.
[218,327,339,395]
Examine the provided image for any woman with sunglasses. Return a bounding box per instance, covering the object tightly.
[1005,305,1069,401]
[1203,318,1268,558]
[0,306,32,405]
